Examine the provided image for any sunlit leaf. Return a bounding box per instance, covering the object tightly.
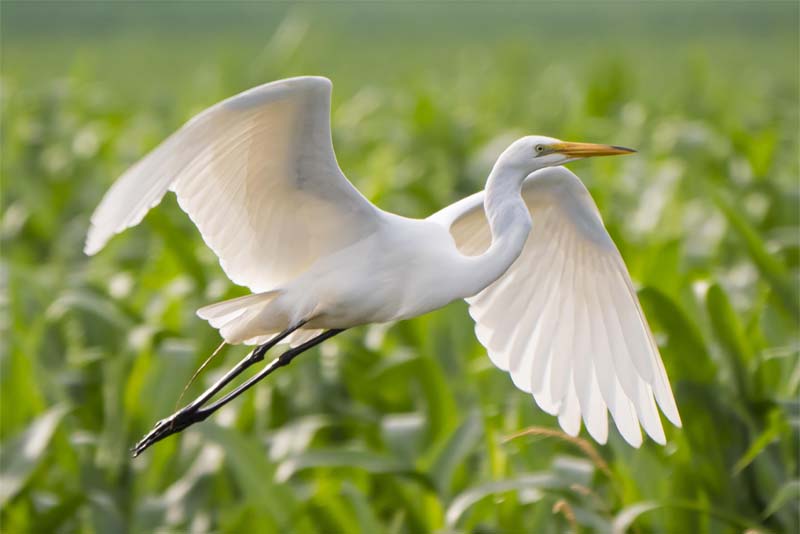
[426,411,482,495]
[276,448,433,490]
[46,289,134,331]
[712,190,799,318]
[706,283,755,397]
[88,491,126,534]
[198,423,296,530]
[341,482,384,534]
[763,479,800,518]
[732,409,786,474]
[445,473,560,527]
[0,405,68,506]
[612,501,659,534]
[638,287,716,383]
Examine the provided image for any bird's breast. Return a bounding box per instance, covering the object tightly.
[300,219,468,329]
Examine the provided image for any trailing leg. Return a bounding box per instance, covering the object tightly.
[131,326,344,457]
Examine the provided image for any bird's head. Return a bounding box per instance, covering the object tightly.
[500,135,636,174]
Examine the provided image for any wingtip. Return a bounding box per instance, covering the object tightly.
[283,75,332,91]
[312,75,333,86]
[649,430,667,446]
[585,419,609,445]
[659,399,683,428]
[669,410,683,428]
[561,424,581,438]
[621,427,643,448]
[83,241,99,256]
[83,233,104,256]
[558,412,582,438]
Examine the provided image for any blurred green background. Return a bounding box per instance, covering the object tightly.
[2,2,798,533]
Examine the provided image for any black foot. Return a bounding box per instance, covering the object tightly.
[131,409,204,457]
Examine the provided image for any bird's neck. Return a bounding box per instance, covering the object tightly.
[459,162,533,297]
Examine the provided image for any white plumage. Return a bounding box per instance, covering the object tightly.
[431,168,680,445]
[87,76,681,447]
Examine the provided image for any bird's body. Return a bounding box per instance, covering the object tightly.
[232,214,467,334]
[301,215,470,325]
[200,165,531,342]
[86,76,681,454]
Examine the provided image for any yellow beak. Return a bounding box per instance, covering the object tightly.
[552,142,636,158]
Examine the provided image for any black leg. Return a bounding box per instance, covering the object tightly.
[196,328,344,415]
[131,327,344,457]
[180,324,301,414]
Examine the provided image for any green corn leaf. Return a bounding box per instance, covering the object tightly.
[0,405,68,506]
[426,411,483,496]
[198,423,297,530]
[706,283,755,398]
[276,448,435,490]
[733,409,787,474]
[612,501,660,534]
[763,479,800,518]
[711,190,798,319]
[638,287,715,383]
[445,473,561,527]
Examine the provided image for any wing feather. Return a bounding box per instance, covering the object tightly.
[558,379,582,436]
[85,76,380,293]
[433,166,680,446]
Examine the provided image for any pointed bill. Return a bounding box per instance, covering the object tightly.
[552,142,636,158]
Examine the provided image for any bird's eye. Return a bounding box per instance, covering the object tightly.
[535,144,545,154]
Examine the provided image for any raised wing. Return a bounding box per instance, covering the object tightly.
[433,166,681,446]
[85,76,380,292]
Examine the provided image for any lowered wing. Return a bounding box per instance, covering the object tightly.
[432,166,681,446]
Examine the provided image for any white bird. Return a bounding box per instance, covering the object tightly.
[85,76,681,456]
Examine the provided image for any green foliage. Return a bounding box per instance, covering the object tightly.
[2,3,798,533]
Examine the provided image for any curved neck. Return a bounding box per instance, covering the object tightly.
[458,162,533,297]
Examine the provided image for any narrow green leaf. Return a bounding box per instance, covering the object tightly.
[614,499,776,534]
[413,351,459,444]
[88,491,126,534]
[445,473,560,527]
[0,405,68,506]
[148,204,208,288]
[706,283,754,397]
[276,448,433,490]
[381,412,426,461]
[306,479,361,534]
[341,482,385,534]
[712,190,798,318]
[612,501,660,534]
[46,289,134,330]
[763,479,800,518]
[638,287,715,383]
[732,410,786,474]
[198,423,296,530]
[426,412,482,495]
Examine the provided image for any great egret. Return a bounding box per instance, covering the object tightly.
[85,76,681,456]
